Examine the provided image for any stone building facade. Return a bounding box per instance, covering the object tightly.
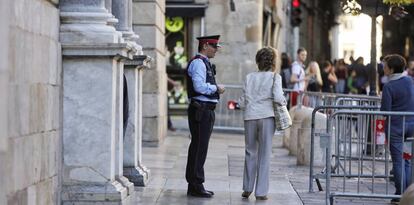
[0,0,61,204]
[165,0,290,86]
[1,0,152,204]
[164,0,291,129]
[297,0,339,62]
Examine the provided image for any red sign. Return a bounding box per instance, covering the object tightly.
[227,100,237,110]
[375,119,386,145]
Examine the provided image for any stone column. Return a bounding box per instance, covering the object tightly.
[113,0,140,50]
[105,0,112,13]
[60,0,136,204]
[124,55,152,186]
[113,0,148,187]
[115,58,135,196]
[113,0,129,31]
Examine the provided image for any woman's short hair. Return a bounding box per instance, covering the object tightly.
[384,54,406,73]
[256,47,277,71]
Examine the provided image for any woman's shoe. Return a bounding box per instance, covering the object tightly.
[256,195,268,200]
[241,191,252,198]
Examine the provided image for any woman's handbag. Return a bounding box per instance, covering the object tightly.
[273,103,292,130]
[272,73,292,130]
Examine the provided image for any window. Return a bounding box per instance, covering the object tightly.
[166,16,190,105]
[343,49,354,64]
[165,2,207,109]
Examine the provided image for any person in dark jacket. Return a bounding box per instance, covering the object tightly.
[335,59,348,93]
[352,57,368,94]
[380,54,414,204]
[280,52,292,89]
[321,60,337,93]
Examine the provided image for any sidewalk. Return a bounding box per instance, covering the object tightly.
[133,125,302,204]
[132,117,395,205]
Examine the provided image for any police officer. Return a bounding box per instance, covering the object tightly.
[185,35,225,198]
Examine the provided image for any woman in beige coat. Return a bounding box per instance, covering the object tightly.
[237,47,286,200]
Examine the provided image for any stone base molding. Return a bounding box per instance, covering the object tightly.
[61,181,131,204]
[123,166,150,186]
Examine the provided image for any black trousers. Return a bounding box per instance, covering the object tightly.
[185,102,215,190]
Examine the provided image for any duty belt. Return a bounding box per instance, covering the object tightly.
[190,100,216,110]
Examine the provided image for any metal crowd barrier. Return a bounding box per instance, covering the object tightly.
[321,110,414,204]
[214,86,296,132]
[214,84,244,132]
[309,105,381,193]
[335,97,380,106]
[297,91,381,109]
[214,85,380,132]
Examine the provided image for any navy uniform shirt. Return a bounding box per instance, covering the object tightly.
[187,53,218,103]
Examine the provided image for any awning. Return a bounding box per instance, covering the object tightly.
[166,3,208,17]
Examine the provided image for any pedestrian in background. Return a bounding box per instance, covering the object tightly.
[347,70,359,94]
[290,47,307,106]
[304,61,323,106]
[237,47,286,200]
[352,57,368,94]
[185,35,225,198]
[321,60,338,93]
[280,52,293,89]
[335,59,348,93]
[380,54,414,204]
[378,56,387,92]
[305,61,323,92]
[167,77,179,131]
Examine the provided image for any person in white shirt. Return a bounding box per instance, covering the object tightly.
[237,47,286,200]
[290,47,307,106]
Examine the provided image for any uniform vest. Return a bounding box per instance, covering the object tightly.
[186,55,219,100]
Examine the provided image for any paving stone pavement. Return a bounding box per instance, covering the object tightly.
[133,118,398,205]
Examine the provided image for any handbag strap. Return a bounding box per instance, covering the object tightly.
[272,72,276,107]
[272,72,277,97]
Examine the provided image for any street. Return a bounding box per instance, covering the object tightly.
[133,117,395,205]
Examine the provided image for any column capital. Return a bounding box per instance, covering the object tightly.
[112,0,143,55]
[124,55,152,70]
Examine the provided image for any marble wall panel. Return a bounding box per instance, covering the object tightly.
[63,58,115,182]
